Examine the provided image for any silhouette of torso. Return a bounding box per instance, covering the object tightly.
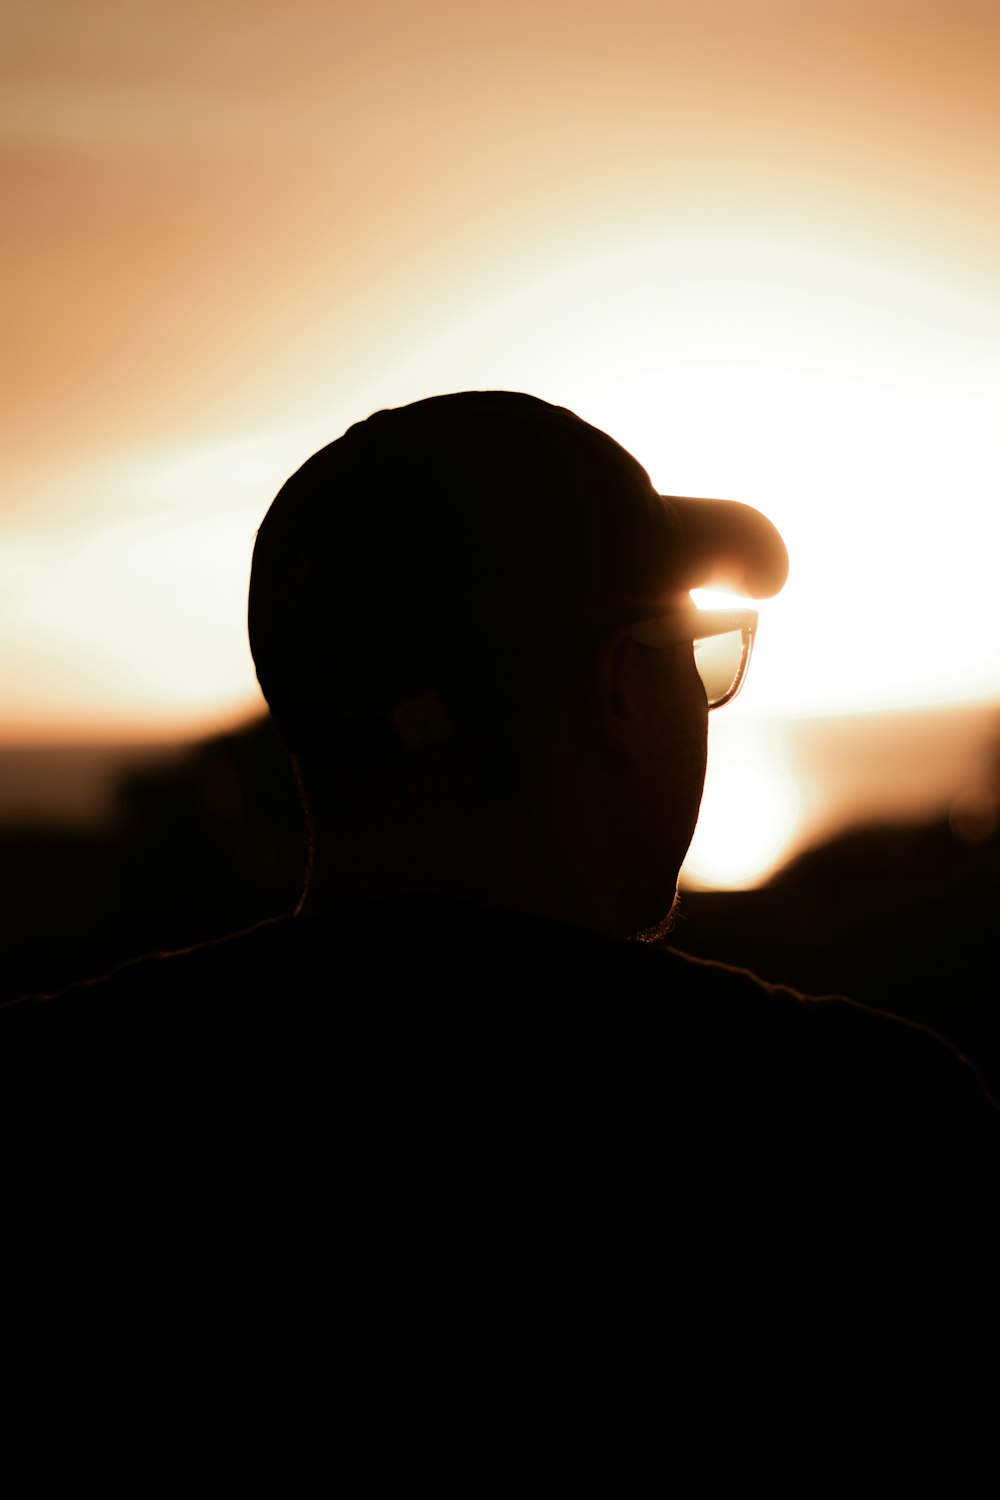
[5,896,998,1248]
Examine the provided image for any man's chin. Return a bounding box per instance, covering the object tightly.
[628,888,682,945]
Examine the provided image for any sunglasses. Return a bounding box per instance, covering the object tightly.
[627,608,758,710]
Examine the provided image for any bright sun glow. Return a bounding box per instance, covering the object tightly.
[681,717,802,890]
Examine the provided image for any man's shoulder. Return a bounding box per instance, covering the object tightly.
[1,916,291,1029]
[3,895,996,1203]
[4,895,983,1085]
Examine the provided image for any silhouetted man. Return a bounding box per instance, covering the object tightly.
[4,392,998,1288]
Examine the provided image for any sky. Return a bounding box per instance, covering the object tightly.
[3,0,999,885]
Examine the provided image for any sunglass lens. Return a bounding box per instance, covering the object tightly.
[693,627,747,708]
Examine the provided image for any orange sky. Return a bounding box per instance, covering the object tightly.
[3,0,999,883]
[5,1,998,479]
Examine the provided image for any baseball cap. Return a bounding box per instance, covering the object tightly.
[248,391,788,759]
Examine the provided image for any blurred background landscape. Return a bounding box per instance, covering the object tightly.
[2,3,998,1090]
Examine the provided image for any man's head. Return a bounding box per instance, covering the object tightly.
[248,391,788,933]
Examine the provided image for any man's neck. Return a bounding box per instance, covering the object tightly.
[298,794,623,936]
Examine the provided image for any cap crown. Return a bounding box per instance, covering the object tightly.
[249,392,681,754]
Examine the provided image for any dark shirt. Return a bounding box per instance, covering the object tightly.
[9,895,995,1407]
[4,896,998,1242]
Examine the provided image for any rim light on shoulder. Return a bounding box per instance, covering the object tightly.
[629,609,758,710]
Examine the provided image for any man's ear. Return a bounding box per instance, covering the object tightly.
[587,631,647,758]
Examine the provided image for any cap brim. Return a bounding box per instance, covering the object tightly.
[665,496,790,599]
